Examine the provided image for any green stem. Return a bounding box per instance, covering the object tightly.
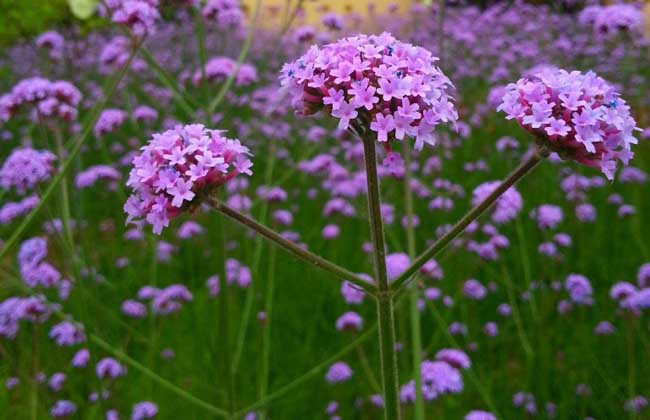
[91,335,230,418]
[403,143,424,420]
[438,0,446,61]
[208,199,376,294]
[215,210,236,414]
[426,300,501,417]
[233,138,278,372]
[0,42,141,262]
[235,324,377,417]
[192,7,208,88]
[515,218,539,321]
[500,266,534,358]
[207,0,262,114]
[53,126,75,252]
[627,317,636,420]
[258,244,277,419]
[361,136,401,420]
[391,151,542,292]
[139,47,197,117]
[30,325,39,420]
[356,344,381,393]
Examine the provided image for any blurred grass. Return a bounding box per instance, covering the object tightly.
[0,0,71,46]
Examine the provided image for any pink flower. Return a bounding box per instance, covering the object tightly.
[498,69,639,180]
[370,113,395,142]
[280,33,457,149]
[125,124,253,234]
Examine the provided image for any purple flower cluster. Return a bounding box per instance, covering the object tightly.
[325,361,353,384]
[96,357,127,379]
[94,109,128,137]
[565,273,593,305]
[0,295,50,339]
[226,258,252,288]
[465,411,497,420]
[401,360,463,402]
[50,400,76,418]
[435,348,471,369]
[579,4,642,36]
[131,401,159,419]
[471,181,522,224]
[49,321,85,346]
[124,124,253,234]
[75,165,120,189]
[137,284,193,315]
[280,33,458,150]
[202,0,244,28]
[18,237,63,289]
[499,69,639,180]
[105,0,160,37]
[0,195,39,225]
[530,205,563,230]
[35,30,64,60]
[192,56,258,87]
[0,77,81,122]
[1,148,56,194]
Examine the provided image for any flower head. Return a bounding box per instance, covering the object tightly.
[125,124,252,234]
[1,148,56,195]
[325,361,353,383]
[499,69,639,180]
[0,77,81,122]
[280,33,457,150]
[472,181,522,224]
[106,0,160,37]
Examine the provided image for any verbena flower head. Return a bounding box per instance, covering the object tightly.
[421,360,463,399]
[498,69,639,180]
[280,33,458,150]
[49,321,85,346]
[131,401,158,419]
[50,400,76,418]
[96,357,127,379]
[565,273,593,304]
[465,411,497,420]
[202,0,244,28]
[325,361,353,383]
[0,77,81,122]
[435,348,471,369]
[35,31,64,60]
[1,148,56,195]
[106,0,160,37]
[124,124,253,234]
[471,181,522,224]
[579,4,642,36]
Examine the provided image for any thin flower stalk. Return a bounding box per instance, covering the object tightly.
[208,198,376,294]
[403,141,425,420]
[390,150,543,293]
[361,135,401,420]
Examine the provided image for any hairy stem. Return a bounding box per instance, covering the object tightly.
[208,199,376,294]
[361,136,401,420]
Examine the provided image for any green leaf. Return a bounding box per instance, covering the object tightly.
[67,0,98,19]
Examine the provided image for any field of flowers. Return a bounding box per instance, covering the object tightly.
[1,1,649,419]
